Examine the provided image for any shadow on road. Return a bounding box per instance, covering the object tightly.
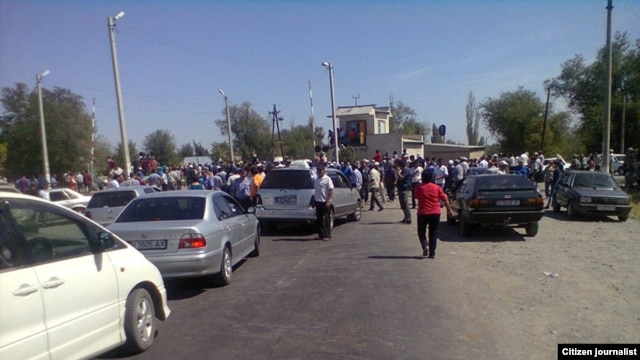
[163,260,248,300]
[438,220,527,242]
[368,255,428,260]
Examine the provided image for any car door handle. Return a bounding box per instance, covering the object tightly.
[13,284,39,296]
[42,277,65,289]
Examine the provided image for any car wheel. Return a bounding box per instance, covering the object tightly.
[552,197,560,212]
[124,288,156,352]
[458,214,470,237]
[525,222,539,237]
[329,208,335,230]
[619,215,628,222]
[347,200,362,222]
[214,245,232,285]
[249,226,260,257]
[567,201,577,220]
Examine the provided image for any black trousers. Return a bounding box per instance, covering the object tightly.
[417,213,441,255]
[315,201,331,239]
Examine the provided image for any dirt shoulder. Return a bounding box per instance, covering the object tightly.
[434,208,640,359]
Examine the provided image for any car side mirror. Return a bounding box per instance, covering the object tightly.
[98,232,115,250]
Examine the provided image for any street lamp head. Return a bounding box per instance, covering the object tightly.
[41,70,50,77]
[218,89,226,96]
[114,11,125,20]
[322,61,330,67]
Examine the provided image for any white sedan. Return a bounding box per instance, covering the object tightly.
[0,193,170,359]
[41,188,91,214]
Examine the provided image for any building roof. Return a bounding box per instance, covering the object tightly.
[332,104,390,117]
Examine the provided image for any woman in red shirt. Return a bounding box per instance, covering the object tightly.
[413,171,453,258]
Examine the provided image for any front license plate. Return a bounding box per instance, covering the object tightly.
[130,239,167,250]
[496,200,520,206]
[597,205,616,211]
[275,196,297,205]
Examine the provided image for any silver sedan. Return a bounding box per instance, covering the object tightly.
[107,190,260,285]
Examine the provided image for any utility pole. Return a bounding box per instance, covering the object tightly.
[602,0,613,174]
[36,70,51,184]
[270,104,285,162]
[353,94,360,106]
[540,87,551,152]
[309,81,316,147]
[108,11,131,180]
[322,61,339,164]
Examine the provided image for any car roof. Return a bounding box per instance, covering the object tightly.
[132,189,225,199]
[94,185,157,193]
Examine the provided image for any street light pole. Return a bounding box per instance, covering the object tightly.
[219,89,234,166]
[36,70,51,184]
[322,61,339,164]
[108,11,131,180]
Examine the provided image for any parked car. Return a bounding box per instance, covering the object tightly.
[551,170,631,221]
[448,173,544,237]
[255,167,362,231]
[542,157,570,172]
[85,186,159,226]
[41,188,91,214]
[107,190,260,285]
[0,193,170,359]
[0,184,20,193]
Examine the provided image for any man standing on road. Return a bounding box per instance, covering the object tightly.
[414,171,453,258]
[368,162,384,211]
[313,166,334,241]
[396,160,412,224]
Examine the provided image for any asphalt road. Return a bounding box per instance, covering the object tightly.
[99,201,502,360]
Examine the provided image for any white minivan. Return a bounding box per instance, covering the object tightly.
[0,193,170,359]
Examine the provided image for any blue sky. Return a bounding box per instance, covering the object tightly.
[1,0,639,154]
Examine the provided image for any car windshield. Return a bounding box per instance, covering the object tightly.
[260,170,314,189]
[572,173,618,188]
[89,191,137,207]
[476,175,534,191]
[116,196,205,222]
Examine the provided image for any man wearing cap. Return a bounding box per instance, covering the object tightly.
[368,162,384,211]
[498,160,509,174]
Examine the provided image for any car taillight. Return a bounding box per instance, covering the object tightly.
[524,197,544,208]
[470,199,489,209]
[179,233,207,249]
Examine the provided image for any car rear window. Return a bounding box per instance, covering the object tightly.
[260,170,314,189]
[88,190,138,208]
[476,175,535,191]
[115,197,205,222]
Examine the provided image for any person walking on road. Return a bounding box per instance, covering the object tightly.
[414,171,453,258]
[368,162,384,211]
[313,165,334,241]
[396,160,412,224]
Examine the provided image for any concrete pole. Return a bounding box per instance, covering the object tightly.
[36,71,51,184]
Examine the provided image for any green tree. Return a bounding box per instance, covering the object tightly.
[178,143,195,159]
[1,83,93,179]
[280,119,324,160]
[209,142,231,164]
[142,129,180,166]
[115,140,138,172]
[92,134,115,176]
[547,32,640,153]
[466,91,481,145]
[389,101,430,136]
[214,101,271,163]
[480,87,546,154]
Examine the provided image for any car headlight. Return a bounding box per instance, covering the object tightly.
[580,197,592,203]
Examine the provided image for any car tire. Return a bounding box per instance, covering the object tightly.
[619,215,628,222]
[347,200,362,222]
[249,226,260,257]
[214,245,232,286]
[567,201,577,220]
[124,288,156,353]
[458,213,470,237]
[329,208,335,230]
[525,222,539,237]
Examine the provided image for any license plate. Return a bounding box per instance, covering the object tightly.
[130,240,167,250]
[496,200,520,206]
[597,205,616,211]
[275,196,297,205]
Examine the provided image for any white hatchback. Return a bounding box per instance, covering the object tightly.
[0,193,170,359]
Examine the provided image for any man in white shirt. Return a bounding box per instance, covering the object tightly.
[410,160,423,208]
[313,166,334,241]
